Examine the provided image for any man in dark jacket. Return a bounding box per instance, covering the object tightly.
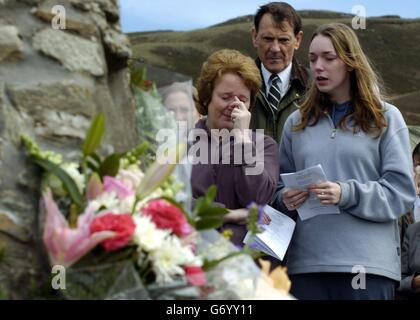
[250,2,309,142]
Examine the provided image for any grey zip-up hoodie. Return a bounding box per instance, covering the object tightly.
[273,102,417,281]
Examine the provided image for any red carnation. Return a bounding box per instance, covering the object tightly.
[184,265,206,286]
[90,213,136,252]
[141,199,193,237]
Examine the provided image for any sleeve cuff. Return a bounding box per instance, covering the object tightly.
[271,188,284,209]
[337,181,350,208]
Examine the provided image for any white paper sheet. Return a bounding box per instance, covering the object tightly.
[280,164,340,221]
[243,205,295,261]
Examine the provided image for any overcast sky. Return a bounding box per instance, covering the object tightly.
[120,0,420,33]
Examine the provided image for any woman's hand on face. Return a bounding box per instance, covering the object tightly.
[282,189,309,211]
[307,181,342,205]
[230,96,251,131]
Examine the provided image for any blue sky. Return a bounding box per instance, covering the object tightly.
[120,0,420,33]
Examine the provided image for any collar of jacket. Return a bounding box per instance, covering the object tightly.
[255,57,308,94]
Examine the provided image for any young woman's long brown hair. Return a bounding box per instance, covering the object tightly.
[296,23,387,136]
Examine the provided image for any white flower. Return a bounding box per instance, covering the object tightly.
[117,168,144,191]
[149,235,185,284]
[117,194,136,213]
[62,162,85,193]
[149,234,201,284]
[90,191,119,210]
[132,215,168,252]
[89,188,135,214]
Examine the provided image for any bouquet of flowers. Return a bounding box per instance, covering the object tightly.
[20,62,295,299]
[129,63,178,158]
[21,112,238,299]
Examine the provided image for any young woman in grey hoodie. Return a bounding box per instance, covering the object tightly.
[272,23,417,300]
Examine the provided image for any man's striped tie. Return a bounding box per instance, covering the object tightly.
[268,74,281,112]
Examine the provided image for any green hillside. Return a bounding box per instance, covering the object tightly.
[128,11,420,125]
[391,91,420,125]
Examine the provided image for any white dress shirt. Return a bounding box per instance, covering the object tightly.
[261,62,293,99]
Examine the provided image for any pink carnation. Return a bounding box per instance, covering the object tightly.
[90,213,136,251]
[184,265,206,286]
[141,199,193,237]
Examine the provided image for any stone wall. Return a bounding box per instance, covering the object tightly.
[0,0,138,298]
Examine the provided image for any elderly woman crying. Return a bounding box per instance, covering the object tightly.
[189,49,279,246]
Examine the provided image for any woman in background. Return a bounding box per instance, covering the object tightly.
[272,23,416,299]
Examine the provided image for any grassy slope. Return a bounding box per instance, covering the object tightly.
[129,12,420,124]
[391,90,420,125]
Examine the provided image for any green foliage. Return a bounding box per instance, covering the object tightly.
[98,154,121,178]
[202,251,244,271]
[129,64,157,92]
[124,142,150,165]
[202,245,263,271]
[33,158,84,208]
[21,135,63,164]
[246,203,263,236]
[130,64,147,88]
[192,185,228,230]
[82,113,105,158]
[86,152,101,172]
[23,113,138,216]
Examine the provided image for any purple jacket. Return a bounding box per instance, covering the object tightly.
[190,119,279,245]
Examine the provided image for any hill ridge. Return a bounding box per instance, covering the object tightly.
[128,10,420,125]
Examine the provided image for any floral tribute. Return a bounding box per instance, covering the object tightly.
[21,113,244,299]
[21,65,294,300]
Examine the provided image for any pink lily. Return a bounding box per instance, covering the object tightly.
[103,176,134,200]
[42,189,116,268]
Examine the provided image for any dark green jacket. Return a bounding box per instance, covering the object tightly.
[250,57,309,143]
